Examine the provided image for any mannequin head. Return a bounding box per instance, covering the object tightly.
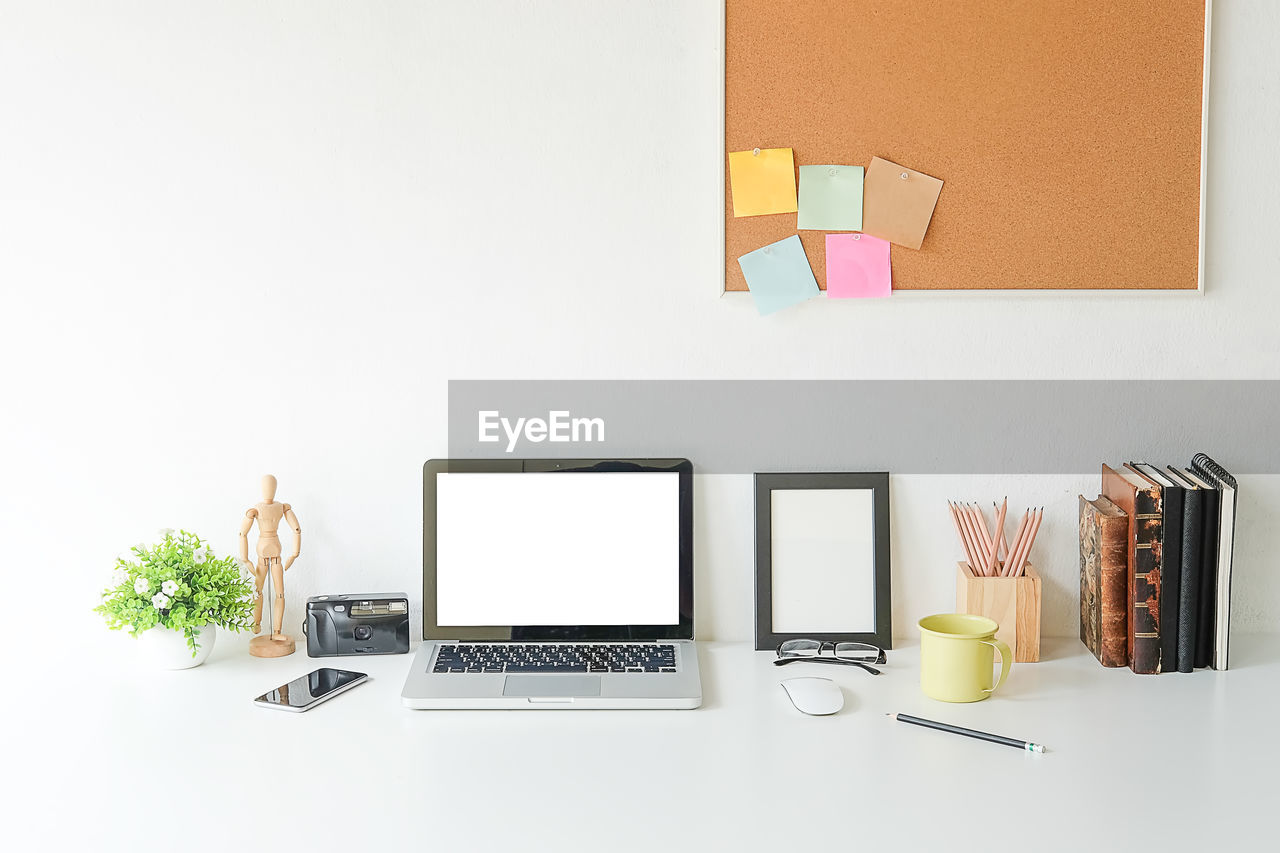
[261,474,277,502]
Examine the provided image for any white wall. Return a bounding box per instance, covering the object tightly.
[2,2,1278,653]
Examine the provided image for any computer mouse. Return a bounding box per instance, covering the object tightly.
[780,677,844,716]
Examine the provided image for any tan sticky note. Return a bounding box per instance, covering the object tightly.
[861,157,944,250]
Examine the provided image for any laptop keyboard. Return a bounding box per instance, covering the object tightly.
[432,643,678,674]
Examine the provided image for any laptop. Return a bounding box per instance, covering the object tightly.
[402,458,702,709]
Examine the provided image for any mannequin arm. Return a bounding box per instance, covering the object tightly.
[237,510,257,567]
[283,505,301,570]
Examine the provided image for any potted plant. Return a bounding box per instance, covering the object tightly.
[95,529,257,669]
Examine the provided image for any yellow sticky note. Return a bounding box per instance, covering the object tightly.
[728,148,798,217]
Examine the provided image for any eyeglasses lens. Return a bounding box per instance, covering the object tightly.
[834,642,882,662]
[778,639,822,658]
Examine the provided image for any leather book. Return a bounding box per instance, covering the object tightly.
[1190,454,1237,670]
[1166,468,1203,673]
[1128,463,1182,672]
[1079,495,1130,667]
[1101,464,1163,674]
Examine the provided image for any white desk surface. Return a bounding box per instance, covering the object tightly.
[12,635,1277,852]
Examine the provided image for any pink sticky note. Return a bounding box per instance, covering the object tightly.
[825,233,891,298]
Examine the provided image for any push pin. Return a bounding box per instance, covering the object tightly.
[900,171,910,180]
[853,234,861,240]
[828,167,838,177]
[753,147,761,157]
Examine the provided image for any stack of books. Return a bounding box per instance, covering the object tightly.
[1079,454,1238,674]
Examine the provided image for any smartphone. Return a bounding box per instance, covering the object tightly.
[253,667,368,712]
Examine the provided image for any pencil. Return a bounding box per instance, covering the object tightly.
[952,501,977,573]
[1014,507,1044,578]
[959,503,991,575]
[948,501,980,571]
[1007,507,1041,578]
[1007,508,1033,576]
[1002,510,1030,577]
[968,503,997,576]
[995,499,1009,560]
[888,713,1046,753]
[984,497,1007,576]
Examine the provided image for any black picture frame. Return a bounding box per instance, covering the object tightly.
[754,472,891,651]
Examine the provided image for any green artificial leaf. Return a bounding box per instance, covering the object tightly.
[95,528,256,654]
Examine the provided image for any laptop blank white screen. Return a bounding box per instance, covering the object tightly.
[435,472,681,627]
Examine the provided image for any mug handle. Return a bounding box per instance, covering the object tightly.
[980,638,1013,694]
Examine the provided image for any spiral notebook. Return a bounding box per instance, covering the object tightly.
[1190,454,1238,671]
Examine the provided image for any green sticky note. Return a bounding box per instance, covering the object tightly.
[737,235,819,316]
[797,165,864,231]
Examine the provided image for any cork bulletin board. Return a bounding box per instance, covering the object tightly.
[724,0,1211,291]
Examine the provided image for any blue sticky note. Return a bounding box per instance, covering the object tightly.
[736,235,819,316]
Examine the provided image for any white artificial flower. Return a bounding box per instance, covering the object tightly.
[134,577,150,594]
[157,528,175,539]
[192,547,208,564]
[161,580,179,596]
[151,592,171,610]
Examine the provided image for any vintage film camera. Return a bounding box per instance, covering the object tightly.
[304,593,410,657]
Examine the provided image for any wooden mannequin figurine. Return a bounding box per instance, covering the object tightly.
[238,474,301,658]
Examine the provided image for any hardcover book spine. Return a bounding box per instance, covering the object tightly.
[1193,487,1220,669]
[1099,509,1130,668]
[1176,489,1203,673]
[1130,488,1163,674]
[1080,498,1104,663]
[1157,483,1183,671]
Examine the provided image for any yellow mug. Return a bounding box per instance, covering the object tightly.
[918,613,1012,703]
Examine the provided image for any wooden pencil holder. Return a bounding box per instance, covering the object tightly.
[955,562,1042,663]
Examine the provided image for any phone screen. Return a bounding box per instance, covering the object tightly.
[255,668,366,709]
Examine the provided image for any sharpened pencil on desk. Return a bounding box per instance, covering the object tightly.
[888,712,1046,753]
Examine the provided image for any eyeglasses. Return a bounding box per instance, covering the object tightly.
[774,640,886,675]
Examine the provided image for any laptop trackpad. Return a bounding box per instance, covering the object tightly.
[502,675,601,697]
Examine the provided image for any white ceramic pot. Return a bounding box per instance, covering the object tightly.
[137,624,216,669]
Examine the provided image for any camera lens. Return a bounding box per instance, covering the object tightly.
[353,625,373,641]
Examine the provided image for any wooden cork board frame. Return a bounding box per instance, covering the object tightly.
[723,0,1211,292]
